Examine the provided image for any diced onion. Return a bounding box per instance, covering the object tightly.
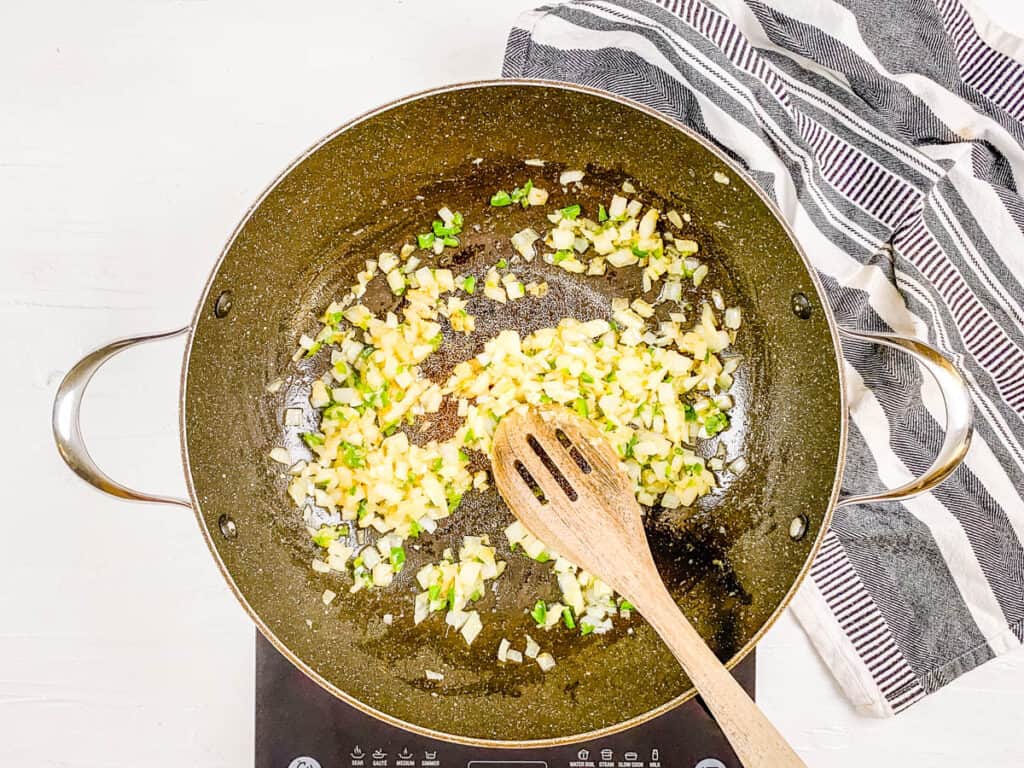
[460,611,483,645]
[607,249,638,268]
[269,447,292,465]
[282,179,742,657]
[727,456,748,475]
[310,380,330,408]
[692,264,709,287]
[525,635,540,659]
[511,228,540,260]
[527,186,549,206]
[378,251,399,273]
[657,280,682,304]
[724,307,742,329]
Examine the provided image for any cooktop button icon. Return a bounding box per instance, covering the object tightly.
[398,748,413,760]
[600,748,614,761]
[424,751,437,760]
[624,752,638,761]
[351,747,365,759]
[372,749,387,760]
[578,749,590,761]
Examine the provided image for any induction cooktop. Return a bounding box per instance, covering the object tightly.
[256,631,754,768]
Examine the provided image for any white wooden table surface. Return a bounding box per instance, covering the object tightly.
[2,2,1022,766]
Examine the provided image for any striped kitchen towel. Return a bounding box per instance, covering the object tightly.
[503,0,1024,716]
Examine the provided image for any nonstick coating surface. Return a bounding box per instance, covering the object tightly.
[182,82,843,745]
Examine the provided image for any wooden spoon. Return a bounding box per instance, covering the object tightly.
[492,406,806,768]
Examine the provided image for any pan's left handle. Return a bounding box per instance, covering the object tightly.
[52,327,193,508]
[835,327,974,508]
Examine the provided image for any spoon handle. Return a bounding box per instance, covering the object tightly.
[634,582,807,768]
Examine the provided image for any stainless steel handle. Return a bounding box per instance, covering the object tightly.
[835,327,973,508]
[52,327,192,508]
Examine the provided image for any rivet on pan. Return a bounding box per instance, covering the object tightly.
[791,292,812,320]
[213,290,233,318]
[789,514,809,541]
[218,514,238,539]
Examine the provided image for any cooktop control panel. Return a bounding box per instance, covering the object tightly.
[257,633,752,768]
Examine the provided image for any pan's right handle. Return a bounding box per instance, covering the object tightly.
[52,328,193,508]
[835,328,974,508]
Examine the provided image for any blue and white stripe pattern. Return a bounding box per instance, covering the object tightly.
[503,0,1024,716]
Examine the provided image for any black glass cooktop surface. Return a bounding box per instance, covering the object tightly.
[256,632,755,768]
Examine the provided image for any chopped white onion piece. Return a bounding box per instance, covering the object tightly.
[425,669,445,681]
[497,638,511,662]
[527,186,549,206]
[484,284,507,303]
[378,251,399,273]
[506,649,523,663]
[511,228,540,260]
[525,635,540,659]
[657,280,682,304]
[713,171,730,185]
[724,307,742,330]
[559,169,585,185]
[270,447,292,465]
[552,227,575,250]
[621,180,636,194]
[607,249,639,268]
[460,611,483,645]
[311,559,331,573]
[321,589,337,605]
[524,158,546,167]
[631,299,655,318]
[638,209,659,238]
[692,264,709,287]
[536,652,556,672]
[386,269,406,295]
[728,456,748,475]
[711,290,725,311]
[666,209,684,229]
[505,281,525,301]
[414,592,429,625]
[266,378,284,394]
[284,407,303,427]
[310,380,330,408]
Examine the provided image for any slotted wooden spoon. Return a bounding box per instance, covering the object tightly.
[492,406,806,768]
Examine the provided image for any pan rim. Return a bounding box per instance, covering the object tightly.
[179,78,848,748]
